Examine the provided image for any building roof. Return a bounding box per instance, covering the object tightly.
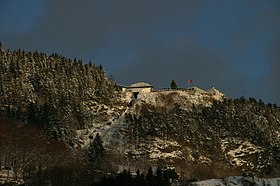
[128,82,153,88]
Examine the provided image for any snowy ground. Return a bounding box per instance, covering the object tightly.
[221,138,264,168]
[148,138,182,159]
[132,87,224,114]
[189,176,280,186]
[74,88,280,185]
[76,87,225,159]
[0,168,23,185]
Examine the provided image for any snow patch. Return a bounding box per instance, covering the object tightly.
[221,138,263,167]
[131,87,224,115]
[190,176,280,186]
[148,138,182,160]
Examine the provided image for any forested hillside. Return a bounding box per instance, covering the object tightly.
[1,46,280,185]
[122,97,280,178]
[0,47,125,142]
[0,47,127,185]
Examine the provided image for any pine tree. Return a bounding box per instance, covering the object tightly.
[135,169,146,186]
[170,80,177,89]
[0,41,4,52]
[146,167,154,186]
[88,133,105,162]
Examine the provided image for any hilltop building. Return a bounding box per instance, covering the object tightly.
[121,82,153,98]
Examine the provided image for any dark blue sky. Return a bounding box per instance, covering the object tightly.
[1,0,280,104]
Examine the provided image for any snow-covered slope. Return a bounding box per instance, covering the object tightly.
[76,87,225,162]
[75,92,129,148]
[190,176,280,186]
[76,87,224,148]
[131,87,224,114]
[75,86,280,179]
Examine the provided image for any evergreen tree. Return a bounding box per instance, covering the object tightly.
[135,169,146,186]
[146,167,154,186]
[88,133,105,162]
[0,41,4,52]
[170,80,177,89]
